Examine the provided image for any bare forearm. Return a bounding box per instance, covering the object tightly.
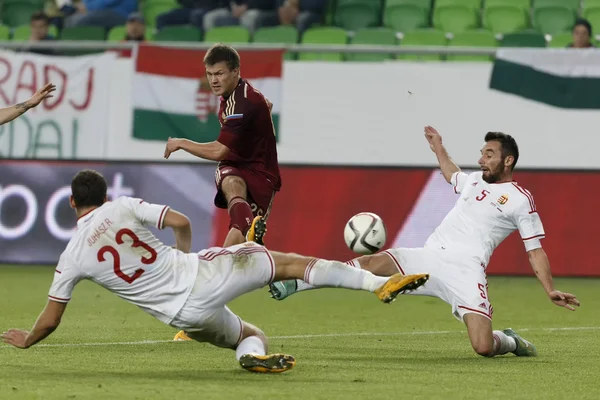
[173,226,192,253]
[25,320,58,348]
[433,145,461,183]
[179,139,226,161]
[0,102,32,125]
[529,249,555,294]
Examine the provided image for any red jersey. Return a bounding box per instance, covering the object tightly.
[216,78,281,191]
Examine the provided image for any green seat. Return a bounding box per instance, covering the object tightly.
[434,0,481,10]
[483,6,529,34]
[533,6,576,35]
[583,7,600,32]
[334,2,382,30]
[299,27,348,61]
[204,26,250,43]
[12,24,59,41]
[61,26,106,41]
[500,31,547,47]
[348,28,397,61]
[448,29,497,61]
[0,25,10,41]
[485,0,531,9]
[399,29,447,61]
[548,32,573,47]
[253,26,298,60]
[384,4,429,32]
[143,2,180,27]
[1,3,41,27]
[154,25,201,42]
[533,0,580,12]
[385,0,432,8]
[108,26,155,41]
[433,5,479,33]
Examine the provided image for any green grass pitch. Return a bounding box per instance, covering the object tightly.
[1,266,599,400]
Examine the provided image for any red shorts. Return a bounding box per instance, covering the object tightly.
[214,165,276,220]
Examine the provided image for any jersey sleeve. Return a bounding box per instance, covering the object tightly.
[122,196,170,230]
[217,93,258,148]
[48,254,84,303]
[450,171,469,194]
[513,198,545,252]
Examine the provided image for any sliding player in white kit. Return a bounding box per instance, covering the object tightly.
[1,170,429,373]
[269,126,581,358]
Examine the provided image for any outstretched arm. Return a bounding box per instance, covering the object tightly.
[527,248,580,311]
[164,138,229,161]
[1,300,66,349]
[0,83,56,125]
[424,126,460,184]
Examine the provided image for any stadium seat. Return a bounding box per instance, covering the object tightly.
[533,0,580,12]
[142,0,180,27]
[299,27,347,61]
[334,1,382,30]
[483,6,529,34]
[385,0,432,8]
[398,29,447,61]
[12,24,59,41]
[383,4,429,32]
[1,3,41,27]
[108,26,155,42]
[433,5,479,33]
[583,7,600,32]
[253,26,298,60]
[500,31,547,47]
[548,32,573,47]
[347,28,397,61]
[154,26,201,42]
[434,0,481,10]
[447,29,497,61]
[485,0,531,9]
[61,26,106,41]
[204,26,250,43]
[0,25,10,41]
[533,6,576,35]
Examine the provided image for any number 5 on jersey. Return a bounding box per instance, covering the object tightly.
[97,228,158,284]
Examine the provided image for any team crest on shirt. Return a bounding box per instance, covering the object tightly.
[497,195,509,205]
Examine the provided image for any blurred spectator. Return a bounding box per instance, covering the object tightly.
[64,0,138,30]
[203,0,275,33]
[262,0,326,33]
[28,12,56,56]
[156,0,223,31]
[125,11,146,41]
[568,18,595,48]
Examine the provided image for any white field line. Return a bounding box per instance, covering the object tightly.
[1,326,598,350]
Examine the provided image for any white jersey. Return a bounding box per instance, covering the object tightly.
[425,171,545,267]
[48,196,199,324]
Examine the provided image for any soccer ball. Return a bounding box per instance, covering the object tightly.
[343,212,387,255]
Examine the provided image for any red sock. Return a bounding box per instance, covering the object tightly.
[228,196,253,236]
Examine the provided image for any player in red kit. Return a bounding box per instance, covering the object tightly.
[164,44,281,341]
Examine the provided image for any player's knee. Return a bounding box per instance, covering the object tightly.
[222,176,247,199]
[471,341,494,357]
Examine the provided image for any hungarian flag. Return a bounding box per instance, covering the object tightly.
[132,44,284,142]
[490,48,600,109]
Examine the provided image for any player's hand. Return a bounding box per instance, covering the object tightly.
[548,290,580,311]
[28,83,56,107]
[1,329,30,349]
[424,125,443,152]
[164,137,182,159]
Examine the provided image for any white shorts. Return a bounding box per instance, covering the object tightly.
[383,247,493,322]
[169,242,275,348]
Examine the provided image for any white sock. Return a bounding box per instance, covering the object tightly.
[492,330,517,355]
[305,259,388,292]
[296,259,362,292]
[235,336,266,361]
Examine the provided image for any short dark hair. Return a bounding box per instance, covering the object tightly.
[31,11,50,24]
[71,169,107,208]
[574,18,592,36]
[203,44,240,70]
[485,132,519,170]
